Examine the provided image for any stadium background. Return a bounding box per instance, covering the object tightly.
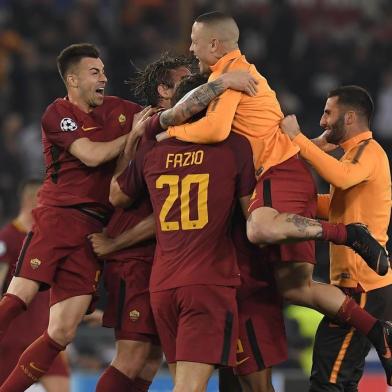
[0,0,391,390]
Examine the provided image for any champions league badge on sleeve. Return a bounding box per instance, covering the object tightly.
[60,117,78,132]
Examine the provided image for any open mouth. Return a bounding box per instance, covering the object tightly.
[96,87,104,96]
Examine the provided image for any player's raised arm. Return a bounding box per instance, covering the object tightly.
[159,71,258,129]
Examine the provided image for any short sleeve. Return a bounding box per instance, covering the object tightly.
[41,104,85,150]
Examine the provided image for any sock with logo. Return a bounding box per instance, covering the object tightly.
[320,221,347,244]
[0,331,65,392]
[0,293,27,341]
[134,377,152,392]
[335,296,377,335]
[96,366,136,392]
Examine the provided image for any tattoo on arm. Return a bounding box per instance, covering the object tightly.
[286,214,323,239]
[159,79,226,128]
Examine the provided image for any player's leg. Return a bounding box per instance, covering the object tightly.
[168,363,177,381]
[0,277,40,340]
[112,340,152,378]
[309,312,370,392]
[173,362,214,392]
[246,158,388,275]
[239,368,274,392]
[40,375,70,392]
[219,367,242,392]
[0,295,90,392]
[96,340,161,392]
[139,344,163,381]
[274,262,392,385]
[39,349,70,392]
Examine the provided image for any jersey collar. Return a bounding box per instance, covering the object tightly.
[340,131,373,152]
[210,49,242,73]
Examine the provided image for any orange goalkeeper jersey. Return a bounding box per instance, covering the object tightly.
[167,50,298,177]
[294,131,392,291]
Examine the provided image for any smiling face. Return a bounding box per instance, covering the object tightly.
[320,96,348,144]
[68,57,107,111]
[189,22,217,74]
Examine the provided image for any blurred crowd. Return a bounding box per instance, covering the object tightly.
[0,0,391,377]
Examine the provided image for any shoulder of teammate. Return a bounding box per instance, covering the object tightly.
[225,133,256,196]
[104,96,142,113]
[117,139,155,199]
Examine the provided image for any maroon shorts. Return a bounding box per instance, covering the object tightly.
[0,291,69,384]
[15,206,104,307]
[235,287,287,376]
[248,155,317,264]
[150,285,238,366]
[103,259,158,344]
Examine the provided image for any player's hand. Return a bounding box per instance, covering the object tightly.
[82,309,103,327]
[156,131,171,142]
[280,114,301,139]
[312,130,339,152]
[219,71,258,96]
[88,232,116,257]
[132,106,157,138]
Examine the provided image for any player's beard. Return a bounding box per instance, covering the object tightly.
[325,115,346,145]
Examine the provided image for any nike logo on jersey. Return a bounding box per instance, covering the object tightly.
[82,126,99,132]
[29,362,46,373]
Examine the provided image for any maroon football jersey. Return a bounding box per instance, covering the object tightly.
[0,221,27,293]
[39,96,141,211]
[118,132,255,292]
[105,199,155,263]
[231,204,278,301]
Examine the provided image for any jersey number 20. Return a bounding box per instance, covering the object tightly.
[156,174,209,231]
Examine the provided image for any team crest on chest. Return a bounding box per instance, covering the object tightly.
[118,114,126,125]
[30,258,41,270]
[60,118,78,132]
[129,309,140,322]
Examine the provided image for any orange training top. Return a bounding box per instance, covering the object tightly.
[293,131,392,291]
[167,50,299,176]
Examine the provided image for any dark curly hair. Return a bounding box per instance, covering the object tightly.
[128,52,194,106]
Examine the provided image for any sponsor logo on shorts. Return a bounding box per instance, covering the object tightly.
[60,117,78,132]
[236,356,250,366]
[129,309,140,322]
[118,114,126,124]
[30,258,41,270]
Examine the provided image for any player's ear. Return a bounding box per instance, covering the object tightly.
[66,72,78,88]
[210,38,219,52]
[344,110,355,125]
[157,84,171,100]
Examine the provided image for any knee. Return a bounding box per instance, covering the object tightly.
[48,321,78,346]
[278,285,310,306]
